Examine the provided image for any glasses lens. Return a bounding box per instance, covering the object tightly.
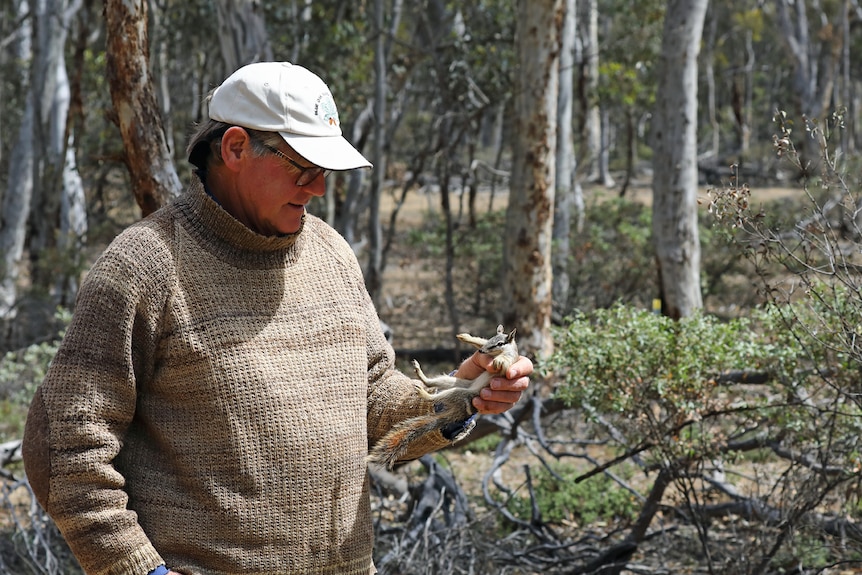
[295,167,328,186]
[262,143,328,186]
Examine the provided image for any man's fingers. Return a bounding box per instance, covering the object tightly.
[490,375,530,391]
[473,395,522,415]
[479,388,522,403]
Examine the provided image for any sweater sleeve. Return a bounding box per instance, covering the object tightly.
[22,228,171,575]
[361,282,452,462]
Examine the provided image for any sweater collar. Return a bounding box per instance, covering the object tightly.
[176,180,306,266]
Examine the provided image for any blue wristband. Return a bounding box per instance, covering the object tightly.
[148,566,169,575]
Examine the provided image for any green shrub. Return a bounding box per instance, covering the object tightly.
[566,198,657,312]
[506,463,639,526]
[0,308,70,441]
[544,305,786,422]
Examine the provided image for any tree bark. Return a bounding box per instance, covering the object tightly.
[552,0,579,319]
[583,0,602,183]
[26,0,83,292]
[151,0,175,155]
[650,0,708,319]
[841,0,854,153]
[105,0,181,217]
[704,4,719,161]
[773,0,837,120]
[215,0,272,75]
[365,0,386,305]
[502,0,564,358]
[57,138,87,307]
[0,0,33,318]
[2,0,83,315]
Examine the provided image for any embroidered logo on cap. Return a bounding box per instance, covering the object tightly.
[315,93,340,127]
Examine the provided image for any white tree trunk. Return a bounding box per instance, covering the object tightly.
[0,102,34,319]
[0,0,35,318]
[704,8,719,161]
[774,0,837,119]
[552,0,579,317]
[216,0,272,74]
[651,0,708,319]
[365,0,387,304]
[597,105,614,186]
[151,1,175,155]
[288,0,313,62]
[57,137,88,306]
[27,0,77,278]
[583,0,601,182]
[502,0,563,358]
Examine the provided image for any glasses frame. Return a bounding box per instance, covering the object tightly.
[262,144,331,187]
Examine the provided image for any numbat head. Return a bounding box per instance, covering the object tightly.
[457,324,518,374]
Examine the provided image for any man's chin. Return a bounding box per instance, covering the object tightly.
[273,211,305,236]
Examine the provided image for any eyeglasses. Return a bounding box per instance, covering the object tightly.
[262,144,331,186]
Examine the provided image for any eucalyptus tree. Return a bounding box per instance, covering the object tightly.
[503,0,563,357]
[105,0,181,216]
[773,0,840,121]
[0,0,84,323]
[0,0,33,319]
[772,0,854,172]
[305,0,515,326]
[650,0,708,319]
[582,0,608,185]
[364,0,387,304]
[552,0,579,318]
[216,0,272,74]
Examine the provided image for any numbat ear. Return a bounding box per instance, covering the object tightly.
[506,328,516,342]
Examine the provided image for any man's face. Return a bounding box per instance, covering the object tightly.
[234,141,327,236]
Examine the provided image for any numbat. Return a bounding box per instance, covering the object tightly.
[368,325,518,470]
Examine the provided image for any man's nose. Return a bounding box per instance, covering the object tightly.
[305,174,327,197]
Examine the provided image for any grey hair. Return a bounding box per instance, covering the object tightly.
[187,119,285,171]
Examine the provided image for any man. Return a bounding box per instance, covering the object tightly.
[22,61,531,575]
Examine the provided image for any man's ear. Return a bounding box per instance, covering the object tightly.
[220,126,251,171]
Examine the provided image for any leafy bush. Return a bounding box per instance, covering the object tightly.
[506,463,639,527]
[0,308,70,442]
[405,208,507,317]
[545,305,786,427]
[541,298,862,572]
[566,198,657,312]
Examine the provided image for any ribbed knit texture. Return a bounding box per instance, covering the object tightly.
[23,183,451,575]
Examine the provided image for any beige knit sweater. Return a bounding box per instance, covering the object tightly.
[22,183,451,575]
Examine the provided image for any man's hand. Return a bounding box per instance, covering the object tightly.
[454,352,533,414]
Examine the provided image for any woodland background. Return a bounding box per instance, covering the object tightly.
[2,0,862,574]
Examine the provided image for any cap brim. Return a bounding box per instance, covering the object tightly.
[281,133,373,171]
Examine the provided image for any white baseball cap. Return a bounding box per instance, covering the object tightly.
[208,61,372,171]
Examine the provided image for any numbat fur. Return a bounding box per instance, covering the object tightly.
[368,325,518,470]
